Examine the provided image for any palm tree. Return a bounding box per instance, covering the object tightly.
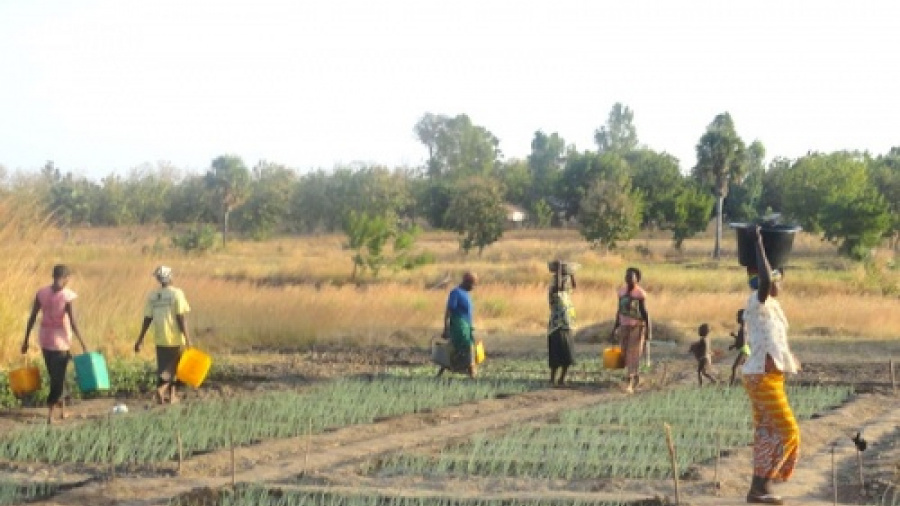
[692,113,747,259]
[206,155,250,248]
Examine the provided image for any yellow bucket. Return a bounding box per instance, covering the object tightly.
[176,348,212,388]
[602,346,625,370]
[474,340,486,364]
[9,366,41,397]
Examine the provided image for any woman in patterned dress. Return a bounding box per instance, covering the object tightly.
[743,225,801,505]
[609,266,652,394]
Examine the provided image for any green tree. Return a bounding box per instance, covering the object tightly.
[691,112,747,259]
[496,159,532,208]
[663,183,716,249]
[558,151,629,220]
[92,173,132,226]
[233,161,296,240]
[820,188,892,259]
[414,113,501,180]
[578,177,644,250]
[165,174,218,224]
[343,210,421,279]
[347,166,414,219]
[444,177,506,254]
[534,199,553,228]
[870,147,900,249]
[527,131,565,211]
[206,155,251,247]
[413,112,447,178]
[780,152,870,233]
[625,149,683,228]
[289,170,340,233]
[724,140,766,222]
[49,172,97,226]
[344,210,395,279]
[759,156,792,215]
[124,162,177,225]
[595,103,639,154]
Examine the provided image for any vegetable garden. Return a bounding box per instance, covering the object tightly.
[168,486,667,506]
[0,376,539,466]
[369,385,853,480]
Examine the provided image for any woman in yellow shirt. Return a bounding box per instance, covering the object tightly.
[134,266,192,404]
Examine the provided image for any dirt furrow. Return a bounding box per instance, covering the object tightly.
[38,386,624,505]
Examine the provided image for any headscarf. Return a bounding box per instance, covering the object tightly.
[153,265,173,284]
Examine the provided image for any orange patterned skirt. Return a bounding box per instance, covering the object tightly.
[617,324,645,377]
[743,372,800,480]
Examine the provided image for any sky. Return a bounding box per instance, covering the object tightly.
[1,0,899,180]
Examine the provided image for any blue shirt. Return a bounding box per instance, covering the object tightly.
[446,286,473,324]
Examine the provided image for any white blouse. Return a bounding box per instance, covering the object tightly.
[741,291,799,375]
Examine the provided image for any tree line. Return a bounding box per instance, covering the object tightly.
[1,103,897,266]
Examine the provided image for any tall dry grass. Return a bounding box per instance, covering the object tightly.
[0,196,59,364]
[0,222,897,367]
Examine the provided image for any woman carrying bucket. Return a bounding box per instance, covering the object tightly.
[134,266,192,404]
[547,260,576,387]
[742,225,801,505]
[21,264,88,424]
[609,267,652,394]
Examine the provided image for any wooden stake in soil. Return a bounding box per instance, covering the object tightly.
[176,430,184,474]
[890,360,896,395]
[305,418,312,472]
[664,423,681,505]
[108,412,115,482]
[230,430,236,489]
[714,431,721,496]
[856,446,865,492]
[831,444,838,506]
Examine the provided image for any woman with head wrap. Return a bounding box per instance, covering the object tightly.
[609,266,652,394]
[438,271,478,379]
[743,225,801,505]
[134,266,192,404]
[21,264,88,423]
[547,260,577,387]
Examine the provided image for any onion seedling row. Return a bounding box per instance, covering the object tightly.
[0,376,538,466]
[374,385,852,481]
[0,481,58,505]
[169,485,656,506]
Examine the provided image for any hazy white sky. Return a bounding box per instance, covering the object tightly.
[1,0,898,180]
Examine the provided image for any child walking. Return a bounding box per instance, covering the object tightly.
[689,323,717,386]
[728,309,750,386]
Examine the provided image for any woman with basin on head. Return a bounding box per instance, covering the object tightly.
[742,225,801,506]
[134,266,192,404]
[609,266,652,394]
[21,264,88,424]
[547,260,577,387]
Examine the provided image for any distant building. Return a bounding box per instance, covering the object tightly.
[504,204,527,228]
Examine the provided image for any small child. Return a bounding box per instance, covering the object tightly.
[689,323,717,386]
[728,309,750,386]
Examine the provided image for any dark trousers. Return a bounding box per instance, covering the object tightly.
[156,346,183,385]
[41,349,71,406]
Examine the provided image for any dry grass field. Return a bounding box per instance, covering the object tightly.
[0,205,897,364]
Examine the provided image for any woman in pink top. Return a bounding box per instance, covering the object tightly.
[21,265,87,424]
[609,266,652,394]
